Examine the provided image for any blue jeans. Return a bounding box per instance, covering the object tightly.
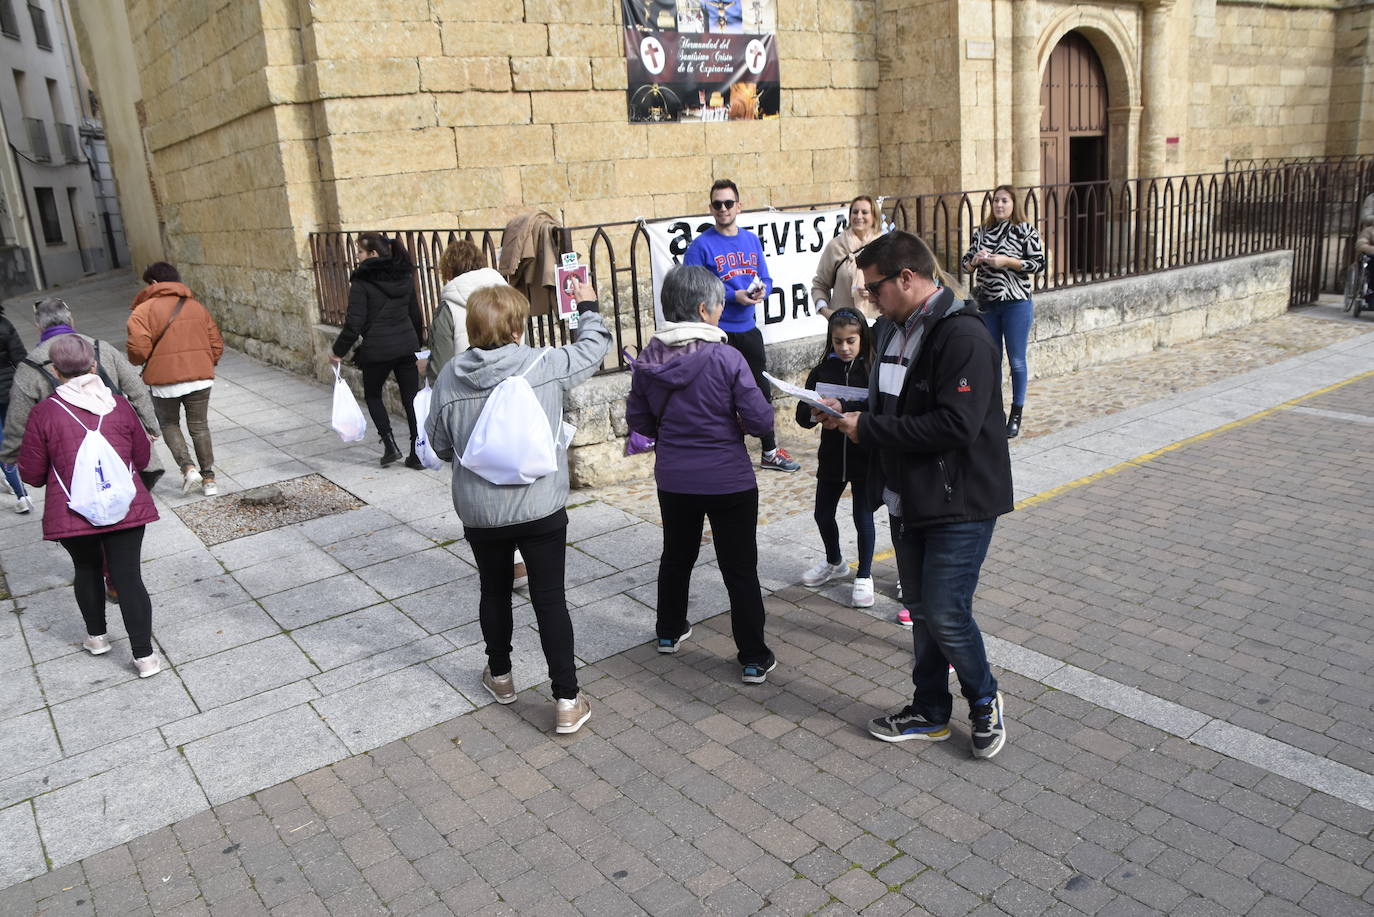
[891,516,998,722]
[0,406,26,498]
[980,298,1033,407]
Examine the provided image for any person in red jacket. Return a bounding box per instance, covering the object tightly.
[19,335,162,678]
[127,262,224,497]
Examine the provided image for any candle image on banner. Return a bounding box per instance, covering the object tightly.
[621,0,779,123]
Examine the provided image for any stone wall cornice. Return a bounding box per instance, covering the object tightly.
[1214,0,1340,10]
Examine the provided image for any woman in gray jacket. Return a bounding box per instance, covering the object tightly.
[426,282,610,735]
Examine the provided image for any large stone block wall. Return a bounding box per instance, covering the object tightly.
[562,250,1293,487]
[1188,1,1337,170]
[304,0,881,231]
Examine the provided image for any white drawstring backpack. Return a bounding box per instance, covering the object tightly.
[460,350,561,485]
[50,399,137,526]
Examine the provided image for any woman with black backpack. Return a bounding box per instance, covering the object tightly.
[329,232,426,468]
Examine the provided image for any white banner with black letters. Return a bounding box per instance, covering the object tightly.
[644,207,848,345]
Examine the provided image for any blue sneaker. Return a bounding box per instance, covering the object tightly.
[656,625,693,654]
[760,448,801,472]
[741,657,777,684]
[868,706,951,743]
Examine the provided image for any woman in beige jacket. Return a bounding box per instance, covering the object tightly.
[811,196,884,320]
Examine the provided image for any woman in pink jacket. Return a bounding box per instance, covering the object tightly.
[19,335,162,677]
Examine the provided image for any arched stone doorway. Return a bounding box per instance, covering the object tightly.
[1040,31,1109,189]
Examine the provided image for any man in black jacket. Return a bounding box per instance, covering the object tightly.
[820,231,1013,759]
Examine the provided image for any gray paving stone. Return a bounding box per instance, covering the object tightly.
[1043,665,1211,739]
[1193,720,1374,812]
[33,644,140,705]
[141,548,228,597]
[183,704,349,805]
[259,573,386,631]
[312,666,474,755]
[160,680,321,749]
[0,540,75,597]
[390,580,485,635]
[150,602,283,666]
[233,548,348,599]
[307,634,453,696]
[321,526,438,569]
[570,593,657,664]
[0,664,42,720]
[296,506,400,546]
[428,626,555,707]
[209,526,321,572]
[34,749,207,871]
[0,728,165,810]
[0,801,43,888]
[176,635,320,709]
[291,604,428,672]
[50,672,198,755]
[352,548,467,601]
[0,614,31,674]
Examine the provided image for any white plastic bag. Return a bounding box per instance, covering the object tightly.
[412,384,444,470]
[331,364,368,443]
[50,400,137,526]
[460,350,559,485]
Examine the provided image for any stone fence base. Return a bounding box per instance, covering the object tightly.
[313,250,1292,486]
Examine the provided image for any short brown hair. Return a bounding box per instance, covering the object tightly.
[439,240,485,283]
[466,285,529,349]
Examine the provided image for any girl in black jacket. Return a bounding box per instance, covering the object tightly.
[796,309,874,607]
[330,233,426,467]
[0,306,33,512]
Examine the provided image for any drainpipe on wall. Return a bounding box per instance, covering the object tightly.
[7,144,46,290]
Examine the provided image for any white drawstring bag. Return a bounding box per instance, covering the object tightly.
[460,350,560,485]
[50,400,137,526]
[331,364,368,442]
[412,384,444,470]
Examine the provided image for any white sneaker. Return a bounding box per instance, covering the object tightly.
[202,480,218,496]
[83,634,111,655]
[134,653,161,678]
[180,468,202,495]
[801,558,848,587]
[851,577,875,608]
[15,496,32,514]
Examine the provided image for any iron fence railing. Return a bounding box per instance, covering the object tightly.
[310,157,1374,375]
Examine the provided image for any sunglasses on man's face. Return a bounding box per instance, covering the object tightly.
[710,199,737,211]
[862,272,901,298]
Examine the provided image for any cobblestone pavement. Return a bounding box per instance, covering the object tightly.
[1,275,1372,915]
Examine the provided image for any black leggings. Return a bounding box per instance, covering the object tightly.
[360,356,419,440]
[656,488,771,667]
[59,526,153,658]
[724,327,777,453]
[469,524,578,700]
[815,478,875,577]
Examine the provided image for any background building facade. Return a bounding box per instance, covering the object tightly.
[68,0,1374,371]
[0,0,128,297]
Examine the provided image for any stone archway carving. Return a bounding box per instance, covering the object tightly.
[1036,8,1141,181]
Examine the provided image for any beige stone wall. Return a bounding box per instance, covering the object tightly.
[1327,5,1374,158]
[305,0,880,232]
[1187,1,1337,170]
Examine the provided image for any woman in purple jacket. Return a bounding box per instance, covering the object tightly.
[627,264,777,684]
[19,335,162,678]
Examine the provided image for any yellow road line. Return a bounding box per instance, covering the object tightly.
[858,369,1374,568]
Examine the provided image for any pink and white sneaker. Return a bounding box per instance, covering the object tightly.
[896,608,912,627]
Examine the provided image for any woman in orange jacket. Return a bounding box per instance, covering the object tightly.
[126,262,224,496]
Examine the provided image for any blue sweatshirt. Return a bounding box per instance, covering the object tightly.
[682,227,774,333]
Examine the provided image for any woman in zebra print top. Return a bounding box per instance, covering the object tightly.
[961,185,1045,438]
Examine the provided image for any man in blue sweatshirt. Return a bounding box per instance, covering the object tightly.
[683,179,800,472]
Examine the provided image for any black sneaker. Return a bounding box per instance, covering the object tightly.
[970,692,1006,759]
[867,706,951,743]
[656,625,693,654]
[741,657,777,684]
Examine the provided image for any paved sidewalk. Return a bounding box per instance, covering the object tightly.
[0,274,1371,915]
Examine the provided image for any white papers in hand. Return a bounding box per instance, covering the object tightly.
[762,372,843,417]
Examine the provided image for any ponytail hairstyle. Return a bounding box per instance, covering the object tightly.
[855,230,967,300]
[357,231,413,270]
[821,307,873,366]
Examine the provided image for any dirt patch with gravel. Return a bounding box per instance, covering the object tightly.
[174,474,364,546]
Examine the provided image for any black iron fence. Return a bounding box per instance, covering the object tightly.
[310,156,1374,374]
